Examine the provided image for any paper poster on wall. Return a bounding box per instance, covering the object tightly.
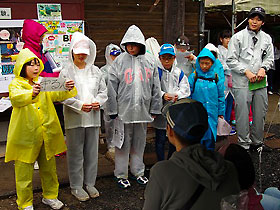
[39,20,83,67]
[37,4,62,21]
[0,19,84,93]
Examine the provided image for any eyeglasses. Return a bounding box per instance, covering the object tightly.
[160,55,175,61]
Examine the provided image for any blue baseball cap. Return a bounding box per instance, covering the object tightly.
[110,49,121,56]
[162,98,208,143]
[159,43,175,56]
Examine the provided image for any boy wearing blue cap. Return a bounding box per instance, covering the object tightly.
[153,43,190,161]
[100,44,121,161]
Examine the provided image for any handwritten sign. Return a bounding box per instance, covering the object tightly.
[0,97,11,112]
[0,75,14,93]
[39,77,67,92]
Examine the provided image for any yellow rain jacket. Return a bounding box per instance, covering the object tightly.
[5,48,77,163]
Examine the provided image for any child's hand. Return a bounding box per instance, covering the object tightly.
[32,83,41,97]
[164,93,177,102]
[186,54,195,61]
[81,103,93,112]
[92,102,100,111]
[65,80,75,91]
[257,68,266,81]
[245,70,257,83]
[218,115,224,119]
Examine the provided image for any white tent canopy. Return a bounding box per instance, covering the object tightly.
[205,0,280,16]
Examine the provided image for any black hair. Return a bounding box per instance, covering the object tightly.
[20,58,40,78]
[174,35,190,45]
[224,144,255,190]
[248,13,265,22]
[199,56,214,63]
[218,30,232,45]
[124,42,145,56]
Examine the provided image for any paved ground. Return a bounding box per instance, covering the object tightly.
[0,94,280,209]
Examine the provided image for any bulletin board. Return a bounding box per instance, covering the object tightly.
[0,19,84,93]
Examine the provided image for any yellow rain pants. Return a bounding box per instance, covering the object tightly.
[15,144,58,209]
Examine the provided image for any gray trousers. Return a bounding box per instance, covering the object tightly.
[66,127,99,189]
[114,123,147,179]
[232,87,268,148]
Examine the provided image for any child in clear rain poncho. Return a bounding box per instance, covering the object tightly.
[5,48,77,210]
[60,32,108,202]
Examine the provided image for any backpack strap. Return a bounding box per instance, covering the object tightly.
[179,70,185,83]
[158,67,163,81]
[192,72,219,94]
[181,184,204,210]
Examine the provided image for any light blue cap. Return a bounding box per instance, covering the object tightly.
[159,43,175,56]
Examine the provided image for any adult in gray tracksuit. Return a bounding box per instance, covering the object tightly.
[100,43,121,151]
[226,7,274,150]
[107,25,162,188]
[60,32,108,201]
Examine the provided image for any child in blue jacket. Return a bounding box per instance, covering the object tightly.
[188,48,225,150]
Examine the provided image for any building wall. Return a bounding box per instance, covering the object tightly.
[84,0,200,67]
[0,0,84,20]
[84,0,164,67]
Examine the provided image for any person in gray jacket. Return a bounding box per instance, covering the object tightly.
[143,98,240,210]
[107,25,162,188]
[226,7,274,150]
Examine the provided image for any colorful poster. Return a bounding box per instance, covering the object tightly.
[39,20,83,67]
[0,19,84,93]
[37,4,62,21]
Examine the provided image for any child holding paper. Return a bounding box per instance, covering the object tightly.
[5,48,76,210]
[60,32,107,201]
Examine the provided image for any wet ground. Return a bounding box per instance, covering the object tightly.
[1,94,280,209]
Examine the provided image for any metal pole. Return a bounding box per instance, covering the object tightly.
[198,0,205,51]
[232,0,236,35]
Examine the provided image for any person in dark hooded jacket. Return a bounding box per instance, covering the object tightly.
[143,98,240,210]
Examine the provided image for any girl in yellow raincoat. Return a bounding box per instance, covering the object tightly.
[5,48,77,210]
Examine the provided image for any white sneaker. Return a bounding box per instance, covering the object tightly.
[86,185,100,198]
[34,161,39,170]
[42,198,64,209]
[71,188,90,201]
[23,206,34,210]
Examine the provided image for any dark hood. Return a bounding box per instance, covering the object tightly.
[171,144,230,190]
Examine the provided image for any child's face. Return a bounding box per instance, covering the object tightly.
[220,37,231,49]
[199,57,213,72]
[25,59,40,80]
[159,54,175,70]
[126,43,141,56]
[110,54,118,61]
[248,15,264,32]
[73,53,87,64]
[175,44,187,53]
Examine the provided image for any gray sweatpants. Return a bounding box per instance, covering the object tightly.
[114,123,147,179]
[232,87,268,148]
[66,127,99,189]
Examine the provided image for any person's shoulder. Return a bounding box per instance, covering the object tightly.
[231,28,247,41]
[260,31,273,42]
[151,159,177,174]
